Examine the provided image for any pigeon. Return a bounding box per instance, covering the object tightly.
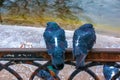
[37,70,53,80]
[37,66,59,80]
[43,22,67,70]
[103,64,120,80]
[73,23,96,68]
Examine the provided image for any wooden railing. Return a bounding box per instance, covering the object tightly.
[0,48,120,80]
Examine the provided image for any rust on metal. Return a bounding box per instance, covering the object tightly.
[0,48,120,62]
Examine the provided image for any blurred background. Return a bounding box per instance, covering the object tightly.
[0,0,120,37]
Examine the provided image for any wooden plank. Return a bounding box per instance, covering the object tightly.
[0,48,119,62]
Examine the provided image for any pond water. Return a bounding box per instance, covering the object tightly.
[0,0,120,37]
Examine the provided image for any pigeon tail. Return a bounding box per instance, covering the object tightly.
[76,54,86,69]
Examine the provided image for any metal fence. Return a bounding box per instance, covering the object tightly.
[0,48,120,80]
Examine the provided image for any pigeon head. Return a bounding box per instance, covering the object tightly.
[46,22,60,30]
[79,23,93,30]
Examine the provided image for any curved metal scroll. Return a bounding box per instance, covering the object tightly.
[66,61,120,80]
[0,60,60,80]
[0,48,120,80]
[0,62,22,80]
[0,61,120,80]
